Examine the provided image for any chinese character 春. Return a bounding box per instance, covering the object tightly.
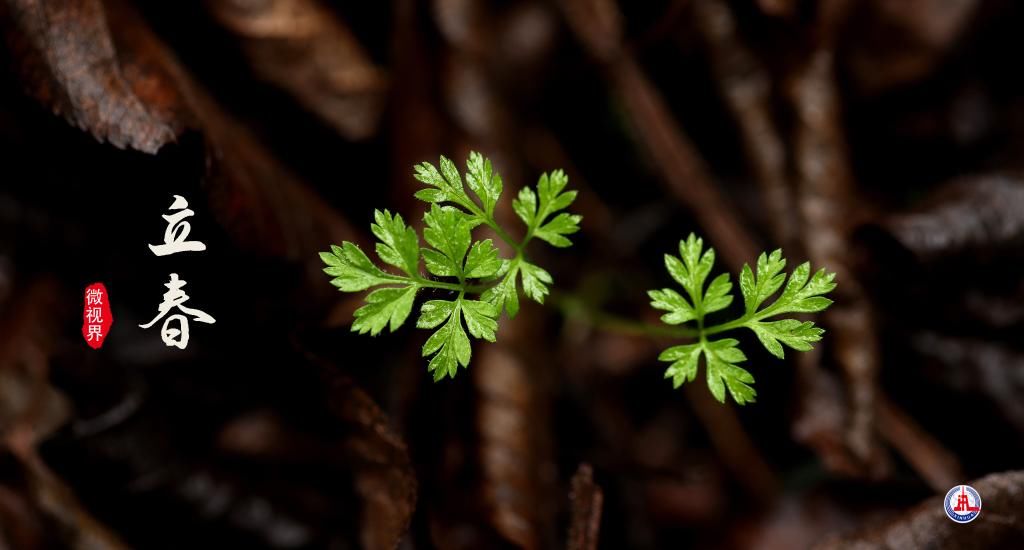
[86,307,103,323]
[148,195,207,257]
[139,273,216,349]
[86,288,104,305]
[87,325,103,341]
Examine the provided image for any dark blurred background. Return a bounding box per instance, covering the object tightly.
[1,0,1023,548]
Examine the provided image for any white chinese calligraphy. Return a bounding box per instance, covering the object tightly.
[148,195,207,256]
[139,273,216,349]
[86,287,104,305]
[143,194,215,350]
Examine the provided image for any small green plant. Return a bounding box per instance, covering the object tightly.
[649,234,836,404]
[320,152,581,380]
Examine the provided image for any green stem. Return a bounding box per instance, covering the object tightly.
[702,318,747,336]
[486,218,523,253]
[456,198,524,253]
[551,293,699,340]
[382,274,495,295]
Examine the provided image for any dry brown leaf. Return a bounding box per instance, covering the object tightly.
[103,0,357,268]
[321,371,417,550]
[872,174,1024,263]
[475,344,543,550]
[0,278,127,550]
[208,0,388,140]
[1,0,182,153]
[815,470,1024,549]
[847,0,981,93]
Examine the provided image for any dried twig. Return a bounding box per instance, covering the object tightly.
[788,0,884,471]
[684,382,779,503]
[559,0,759,270]
[475,341,544,550]
[566,464,602,550]
[693,0,798,249]
[874,395,963,493]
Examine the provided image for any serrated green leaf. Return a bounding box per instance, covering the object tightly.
[513,187,537,227]
[679,233,715,302]
[439,155,463,191]
[537,172,577,223]
[516,170,579,250]
[421,248,460,277]
[482,266,520,318]
[423,205,471,275]
[739,249,786,314]
[661,234,717,312]
[648,288,696,325]
[352,286,417,335]
[466,151,503,216]
[747,319,825,359]
[413,160,447,188]
[414,156,474,210]
[320,242,391,291]
[422,300,471,380]
[534,213,582,248]
[371,209,419,276]
[520,261,552,303]
[413,188,447,203]
[464,239,503,278]
[659,343,701,389]
[320,250,343,267]
[417,299,456,329]
[324,152,584,381]
[758,264,837,317]
[702,273,733,314]
[537,170,573,211]
[461,299,499,341]
[649,234,836,403]
[704,338,755,405]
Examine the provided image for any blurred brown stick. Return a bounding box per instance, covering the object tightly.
[559,0,759,271]
[693,0,798,250]
[566,464,602,550]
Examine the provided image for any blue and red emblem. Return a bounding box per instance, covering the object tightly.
[944,485,982,523]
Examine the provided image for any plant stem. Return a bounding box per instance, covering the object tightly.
[551,293,699,339]
[485,218,523,253]
[382,274,495,295]
[457,197,524,253]
[702,318,746,335]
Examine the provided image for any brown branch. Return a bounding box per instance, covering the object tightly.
[566,464,602,550]
[693,0,798,249]
[684,382,779,503]
[559,0,759,271]
[875,395,962,493]
[475,342,544,550]
[788,1,883,470]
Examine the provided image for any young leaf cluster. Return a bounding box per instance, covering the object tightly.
[650,234,837,405]
[321,152,581,380]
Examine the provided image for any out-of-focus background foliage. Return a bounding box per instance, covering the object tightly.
[1,0,1023,548]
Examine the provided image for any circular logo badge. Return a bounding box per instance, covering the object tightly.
[944,485,982,523]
